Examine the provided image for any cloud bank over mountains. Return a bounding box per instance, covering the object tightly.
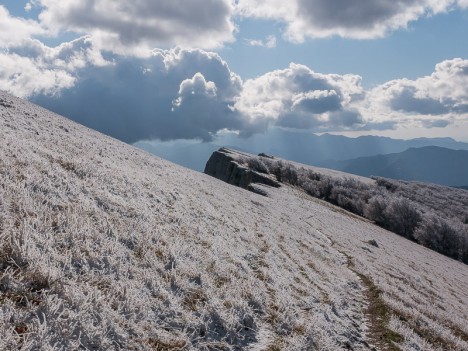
[1,1,468,142]
[29,47,468,142]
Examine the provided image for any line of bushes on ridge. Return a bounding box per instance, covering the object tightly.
[243,156,468,264]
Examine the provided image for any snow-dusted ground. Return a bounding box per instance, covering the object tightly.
[1,91,467,350]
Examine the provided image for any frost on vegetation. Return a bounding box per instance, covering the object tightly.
[1,91,468,350]
[242,155,468,264]
[0,91,377,350]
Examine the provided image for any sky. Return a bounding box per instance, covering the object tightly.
[1,0,468,148]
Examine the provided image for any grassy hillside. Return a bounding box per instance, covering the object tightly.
[1,91,468,350]
[232,152,468,263]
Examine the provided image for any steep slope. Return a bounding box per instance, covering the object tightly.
[320,146,468,187]
[1,91,468,351]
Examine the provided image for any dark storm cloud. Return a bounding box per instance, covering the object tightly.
[31,48,247,142]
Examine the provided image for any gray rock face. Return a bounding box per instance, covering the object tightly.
[204,148,281,191]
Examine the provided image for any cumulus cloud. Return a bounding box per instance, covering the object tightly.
[1,0,466,144]
[246,35,277,48]
[0,36,108,97]
[235,63,365,131]
[236,0,463,40]
[2,0,468,56]
[1,15,465,143]
[369,59,468,128]
[171,73,249,139]
[0,6,45,47]
[1,1,236,56]
[31,48,253,142]
[21,47,370,142]
[34,0,235,54]
[0,53,75,98]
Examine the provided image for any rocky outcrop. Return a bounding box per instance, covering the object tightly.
[204,148,281,193]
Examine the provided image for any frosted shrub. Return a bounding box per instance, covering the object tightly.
[365,195,388,226]
[248,157,299,185]
[415,215,463,260]
[269,160,287,182]
[316,176,334,200]
[281,164,299,185]
[373,176,468,224]
[329,185,365,216]
[302,180,320,197]
[247,158,270,174]
[374,177,399,192]
[384,198,422,240]
[328,179,371,216]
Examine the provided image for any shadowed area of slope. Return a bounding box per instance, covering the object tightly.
[1,91,468,350]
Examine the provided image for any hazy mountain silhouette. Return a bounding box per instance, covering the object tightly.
[320,146,468,187]
[136,130,468,172]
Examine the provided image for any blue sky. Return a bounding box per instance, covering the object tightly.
[220,13,468,88]
[1,0,468,144]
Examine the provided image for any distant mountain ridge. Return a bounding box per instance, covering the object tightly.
[319,146,468,187]
[136,131,468,172]
[267,132,468,165]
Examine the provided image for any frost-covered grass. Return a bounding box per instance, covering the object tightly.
[240,155,468,264]
[1,91,468,350]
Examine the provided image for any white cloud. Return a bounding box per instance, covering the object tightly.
[0,53,75,98]
[236,0,460,40]
[2,0,468,59]
[365,58,468,129]
[155,48,243,100]
[1,19,465,142]
[173,73,218,108]
[0,36,109,98]
[235,63,365,130]
[0,6,45,47]
[371,58,468,114]
[35,0,235,54]
[246,35,277,48]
